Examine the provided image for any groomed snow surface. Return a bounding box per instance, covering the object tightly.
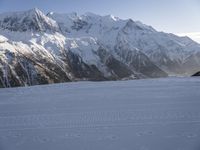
[0,77,200,150]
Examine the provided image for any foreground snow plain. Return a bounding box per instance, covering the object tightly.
[0,77,200,150]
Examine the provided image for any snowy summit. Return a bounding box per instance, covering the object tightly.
[0,8,200,87]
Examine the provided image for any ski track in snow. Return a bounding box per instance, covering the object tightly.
[0,77,200,150]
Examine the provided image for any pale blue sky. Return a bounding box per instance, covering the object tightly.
[0,0,199,34]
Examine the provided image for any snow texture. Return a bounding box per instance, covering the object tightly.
[0,77,200,150]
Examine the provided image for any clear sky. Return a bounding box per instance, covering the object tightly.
[0,0,200,42]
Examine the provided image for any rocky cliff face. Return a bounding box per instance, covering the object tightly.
[192,71,200,77]
[0,8,199,87]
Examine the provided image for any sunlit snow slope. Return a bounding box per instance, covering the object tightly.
[1,8,200,87]
[0,77,200,150]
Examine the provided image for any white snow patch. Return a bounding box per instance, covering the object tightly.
[0,77,199,150]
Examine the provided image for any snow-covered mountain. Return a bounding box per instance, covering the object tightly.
[0,8,199,87]
[0,8,59,32]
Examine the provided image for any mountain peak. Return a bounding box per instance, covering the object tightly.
[84,12,99,17]
[33,7,40,12]
[104,14,119,21]
[28,7,43,15]
[0,8,59,32]
[1,9,200,87]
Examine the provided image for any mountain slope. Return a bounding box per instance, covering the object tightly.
[0,8,200,87]
[0,8,59,32]
[49,12,200,75]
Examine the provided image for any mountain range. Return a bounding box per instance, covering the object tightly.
[0,8,200,87]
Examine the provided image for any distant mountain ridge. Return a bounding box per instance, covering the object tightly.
[0,8,199,87]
